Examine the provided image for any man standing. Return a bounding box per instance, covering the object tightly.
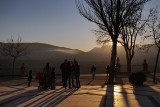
[91,65,96,80]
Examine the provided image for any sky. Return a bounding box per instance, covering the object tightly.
[0,0,160,52]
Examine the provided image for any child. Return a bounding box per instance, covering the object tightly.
[28,70,33,87]
[36,71,44,89]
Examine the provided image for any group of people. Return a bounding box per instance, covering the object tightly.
[35,62,56,89]
[60,59,80,89]
[26,57,149,89]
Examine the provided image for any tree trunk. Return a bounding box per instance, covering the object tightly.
[108,39,117,84]
[124,47,132,74]
[127,58,132,74]
[12,58,16,78]
[153,48,160,83]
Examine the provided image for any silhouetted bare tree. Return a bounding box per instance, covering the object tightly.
[119,10,152,73]
[76,0,149,83]
[0,36,28,78]
[146,9,160,82]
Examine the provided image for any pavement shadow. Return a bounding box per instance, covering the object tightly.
[100,75,129,107]
[0,87,77,107]
[0,86,28,96]
[99,84,114,107]
[133,85,160,107]
[86,79,94,85]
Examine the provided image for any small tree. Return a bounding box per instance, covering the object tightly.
[0,36,28,77]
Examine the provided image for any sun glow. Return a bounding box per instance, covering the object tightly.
[109,42,121,46]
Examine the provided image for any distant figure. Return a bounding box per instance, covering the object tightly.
[143,59,148,73]
[70,61,75,88]
[63,60,69,89]
[36,71,44,89]
[115,57,121,77]
[50,67,56,89]
[67,61,72,89]
[106,65,110,78]
[75,61,81,88]
[91,65,96,80]
[21,63,27,77]
[28,70,33,87]
[43,62,52,89]
[60,59,68,88]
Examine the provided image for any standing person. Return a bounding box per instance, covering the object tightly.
[50,67,56,89]
[43,62,52,89]
[67,61,72,89]
[91,65,96,80]
[75,61,80,88]
[70,61,75,88]
[60,59,67,88]
[63,60,69,89]
[115,57,121,77]
[106,65,110,78]
[143,59,148,73]
[28,70,33,87]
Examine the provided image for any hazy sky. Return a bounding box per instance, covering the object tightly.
[0,0,159,52]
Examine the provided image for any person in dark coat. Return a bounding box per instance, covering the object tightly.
[63,60,69,89]
[43,62,52,89]
[91,65,96,80]
[28,70,33,87]
[75,61,80,88]
[60,59,67,88]
[106,65,110,78]
[66,61,72,89]
[50,67,56,89]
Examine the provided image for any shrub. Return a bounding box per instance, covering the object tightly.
[129,72,146,86]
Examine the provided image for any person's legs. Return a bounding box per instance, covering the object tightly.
[28,80,31,86]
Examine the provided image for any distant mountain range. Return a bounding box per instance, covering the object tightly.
[0,43,159,75]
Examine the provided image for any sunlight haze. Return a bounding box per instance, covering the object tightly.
[0,0,160,51]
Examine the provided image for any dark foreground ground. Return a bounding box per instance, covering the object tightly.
[0,73,160,107]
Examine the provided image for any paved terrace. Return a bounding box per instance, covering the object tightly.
[0,73,160,107]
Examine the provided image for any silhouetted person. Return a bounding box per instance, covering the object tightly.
[36,71,44,89]
[28,70,32,87]
[66,61,72,89]
[50,67,56,89]
[115,57,121,77]
[143,59,148,73]
[43,62,52,89]
[60,59,67,87]
[70,61,75,88]
[63,60,69,89]
[91,65,96,80]
[21,63,27,77]
[75,61,80,88]
[106,65,110,78]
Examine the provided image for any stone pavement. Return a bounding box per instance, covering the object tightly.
[0,74,160,107]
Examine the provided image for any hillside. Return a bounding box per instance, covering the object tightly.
[0,43,159,75]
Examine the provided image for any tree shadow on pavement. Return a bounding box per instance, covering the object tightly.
[0,86,77,107]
